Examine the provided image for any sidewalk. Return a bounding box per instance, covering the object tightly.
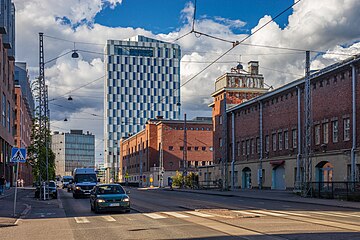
[169,188,360,210]
[0,187,33,227]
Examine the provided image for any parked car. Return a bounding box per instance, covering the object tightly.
[34,181,58,199]
[90,184,130,213]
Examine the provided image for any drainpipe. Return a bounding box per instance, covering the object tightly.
[296,86,302,189]
[231,112,235,191]
[351,64,357,183]
[259,101,263,190]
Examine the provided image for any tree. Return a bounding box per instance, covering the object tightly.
[27,117,56,182]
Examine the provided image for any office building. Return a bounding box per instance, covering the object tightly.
[52,130,95,177]
[104,35,181,182]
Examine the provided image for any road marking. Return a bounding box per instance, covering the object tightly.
[311,211,349,218]
[186,211,214,218]
[282,205,291,208]
[237,199,244,202]
[102,216,116,222]
[327,211,360,218]
[272,210,309,217]
[74,217,90,223]
[162,212,189,218]
[232,210,264,217]
[257,202,265,204]
[250,210,286,217]
[143,213,167,219]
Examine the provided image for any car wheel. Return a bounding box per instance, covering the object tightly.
[94,203,99,213]
[125,209,130,213]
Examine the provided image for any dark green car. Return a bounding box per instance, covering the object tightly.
[90,184,130,213]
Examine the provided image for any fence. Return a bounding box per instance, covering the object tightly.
[309,181,360,201]
[198,180,222,190]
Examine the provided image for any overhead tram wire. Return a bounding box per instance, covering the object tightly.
[49,74,105,102]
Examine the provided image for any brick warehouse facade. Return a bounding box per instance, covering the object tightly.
[202,55,360,190]
[120,117,213,187]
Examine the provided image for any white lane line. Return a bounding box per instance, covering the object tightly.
[312,211,353,218]
[102,216,116,222]
[74,217,90,223]
[143,213,167,219]
[237,199,244,202]
[232,210,264,217]
[272,211,309,217]
[250,210,287,217]
[282,205,291,208]
[257,202,265,204]
[186,211,214,218]
[162,212,189,218]
[327,211,360,218]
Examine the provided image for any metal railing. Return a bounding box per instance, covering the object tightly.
[198,180,222,190]
[309,181,360,201]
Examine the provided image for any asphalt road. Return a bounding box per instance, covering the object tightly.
[2,187,360,240]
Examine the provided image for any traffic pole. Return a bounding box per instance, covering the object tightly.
[13,161,19,217]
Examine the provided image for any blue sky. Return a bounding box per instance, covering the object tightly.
[95,0,293,34]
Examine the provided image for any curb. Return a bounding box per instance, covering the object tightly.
[170,189,360,210]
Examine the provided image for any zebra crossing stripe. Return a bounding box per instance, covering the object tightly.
[74,217,90,223]
[250,210,286,217]
[162,212,189,218]
[143,213,167,219]
[186,211,214,218]
[232,210,264,217]
[102,216,116,222]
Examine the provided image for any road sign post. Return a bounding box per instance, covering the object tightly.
[11,147,27,217]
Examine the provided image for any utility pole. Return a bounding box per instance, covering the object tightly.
[39,33,49,200]
[303,51,312,196]
[222,92,228,190]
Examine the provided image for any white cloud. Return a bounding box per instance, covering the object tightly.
[13,0,360,161]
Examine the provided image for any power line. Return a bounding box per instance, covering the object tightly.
[49,74,105,102]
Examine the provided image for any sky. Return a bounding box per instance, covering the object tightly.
[14,0,360,163]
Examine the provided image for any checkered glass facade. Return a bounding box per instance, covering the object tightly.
[104,36,181,176]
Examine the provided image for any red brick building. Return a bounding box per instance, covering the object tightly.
[205,55,360,190]
[120,117,213,187]
[0,0,16,186]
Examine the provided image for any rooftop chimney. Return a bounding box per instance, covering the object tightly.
[248,61,259,75]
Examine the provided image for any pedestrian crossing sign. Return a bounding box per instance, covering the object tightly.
[11,148,26,163]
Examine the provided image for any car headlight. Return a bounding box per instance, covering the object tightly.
[97,199,106,203]
[75,186,81,190]
[123,198,130,202]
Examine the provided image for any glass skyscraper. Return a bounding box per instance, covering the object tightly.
[104,35,181,181]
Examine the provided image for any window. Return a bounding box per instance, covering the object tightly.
[168,146,173,151]
[278,132,283,150]
[256,138,260,153]
[344,118,350,141]
[284,131,289,149]
[292,129,297,148]
[272,133,277,151]
[202,146,206,151]
[323,123,329,144]
[315,125,320,145]
[2,93,5,127]
[194,146,199,151]
[242,141,246,155]
[219,115,223,125]
[246,140,250,155]
[180,146,184,151]
[219,138,223,147]
[265,135,269,152]
[187,146,191,151]
[251,139,255,154]
[332,120,338,143]
[237,142,241,156]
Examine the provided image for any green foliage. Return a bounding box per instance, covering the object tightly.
[171,171,199,188]
[27,116,56,182]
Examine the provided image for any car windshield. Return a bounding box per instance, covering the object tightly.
[75,174,96,183]
[49,182,56,187]
[97,185,125,195]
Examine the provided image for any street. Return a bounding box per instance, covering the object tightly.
[1,188,360,240]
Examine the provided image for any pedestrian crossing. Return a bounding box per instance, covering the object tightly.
[72,209,360,224]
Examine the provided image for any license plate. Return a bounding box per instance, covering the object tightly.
[109,203,120,207]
